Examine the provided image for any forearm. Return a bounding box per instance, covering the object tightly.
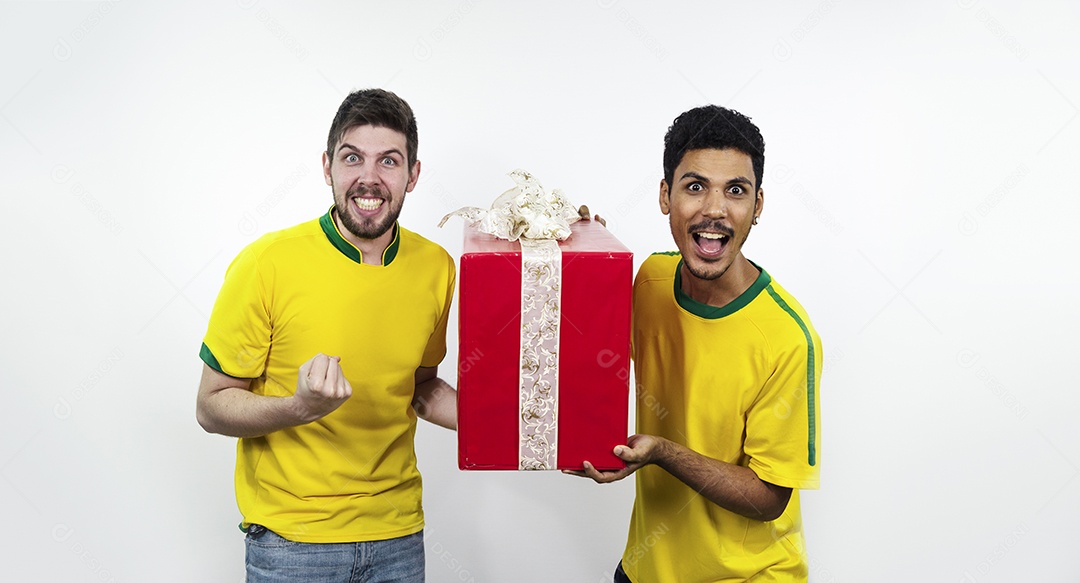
[654,438,791,521]
[196,363,313,438]
[197,387,313,438]
[412,377,457,430]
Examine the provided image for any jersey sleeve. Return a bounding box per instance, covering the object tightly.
[744,323,822,490]
[199,246,272,379]
[420,252,456,368]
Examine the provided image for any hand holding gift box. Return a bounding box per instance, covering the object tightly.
[442,171,632,471]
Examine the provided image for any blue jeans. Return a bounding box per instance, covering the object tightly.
[245,525,425,583]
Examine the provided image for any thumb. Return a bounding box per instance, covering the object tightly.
[613,445,639,462]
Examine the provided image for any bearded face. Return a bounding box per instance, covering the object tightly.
[322,124,419,248]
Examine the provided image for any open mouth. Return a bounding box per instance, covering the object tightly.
[351,196,385,215]
[693,231,729,257]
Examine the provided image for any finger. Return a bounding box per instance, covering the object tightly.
[306,354,330,393]
[582,461,613,483]
[298,356,314,378]
[583,466,633,484]
[330,358,351,399]
[577,205,591,220]
[595,214,606,227]
[601,459,641,480]
[613,445,639,462]
[324,356,344,397]
[297,356,317,392]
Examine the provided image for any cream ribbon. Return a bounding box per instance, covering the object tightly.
[517,238,561,470]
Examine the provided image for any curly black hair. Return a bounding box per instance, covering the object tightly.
[663,105,765,190]
[326,88,418,168]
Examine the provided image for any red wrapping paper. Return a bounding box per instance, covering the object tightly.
[457,220,632,470]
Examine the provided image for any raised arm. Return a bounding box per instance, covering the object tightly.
[196,353,353,438]
[412,365,457,430]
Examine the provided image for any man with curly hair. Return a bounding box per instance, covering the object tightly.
[572,105,822,582]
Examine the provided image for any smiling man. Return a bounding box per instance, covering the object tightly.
[572,106,823,581]
[196,88,457,582]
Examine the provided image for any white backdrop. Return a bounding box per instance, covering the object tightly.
[2,1,1078,581]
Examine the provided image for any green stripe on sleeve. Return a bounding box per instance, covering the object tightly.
[765,285,818,467]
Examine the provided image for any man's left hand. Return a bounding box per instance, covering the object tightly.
[577,205,606,227]
[563,434,668,483]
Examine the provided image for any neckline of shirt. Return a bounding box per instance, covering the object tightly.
[672,257,772,319]
[318,206,401,266]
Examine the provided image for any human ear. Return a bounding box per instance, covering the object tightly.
[322,151,333,186]
[405,159,421,193]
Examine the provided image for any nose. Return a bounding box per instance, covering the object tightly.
[701,188,727,219]
[355,159,378,186]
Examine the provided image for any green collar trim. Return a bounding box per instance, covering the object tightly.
[673,258,771,319]
[319,206,400,266]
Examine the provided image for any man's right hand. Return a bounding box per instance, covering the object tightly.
[292,353,353,422]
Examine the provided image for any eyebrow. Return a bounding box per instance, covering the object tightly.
[678,171,753,187]
[336,143,405,159]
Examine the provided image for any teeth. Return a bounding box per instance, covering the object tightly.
[354,198,383,211]
[697,233,726,240]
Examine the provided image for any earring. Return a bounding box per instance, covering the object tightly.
[752,216,759,225]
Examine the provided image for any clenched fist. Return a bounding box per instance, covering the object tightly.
[292,353,353,423]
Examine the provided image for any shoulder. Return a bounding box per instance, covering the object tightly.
[238,217,323,260]
[753,274,820,352]
[633,253,681,319]
[226,217,322,273]
[399,227,452,263]
[399,226,449,255]
[760,277,814,327]
[398,226,455,275]
[635,251,681,286]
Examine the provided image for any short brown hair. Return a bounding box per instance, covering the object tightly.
[326,88,418,167]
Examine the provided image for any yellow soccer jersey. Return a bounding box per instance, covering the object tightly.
[623,252,821,582]
[200,208,455,543]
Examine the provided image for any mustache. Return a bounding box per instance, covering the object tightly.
[346,183,388,198]
[688,220,734,238]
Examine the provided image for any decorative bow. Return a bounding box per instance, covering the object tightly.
[438,169,581,241]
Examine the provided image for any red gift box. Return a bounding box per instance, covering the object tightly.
[457,220,632,470]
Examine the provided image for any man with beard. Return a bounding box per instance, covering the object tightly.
[196,88,456,582]
[570,105,822,581]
